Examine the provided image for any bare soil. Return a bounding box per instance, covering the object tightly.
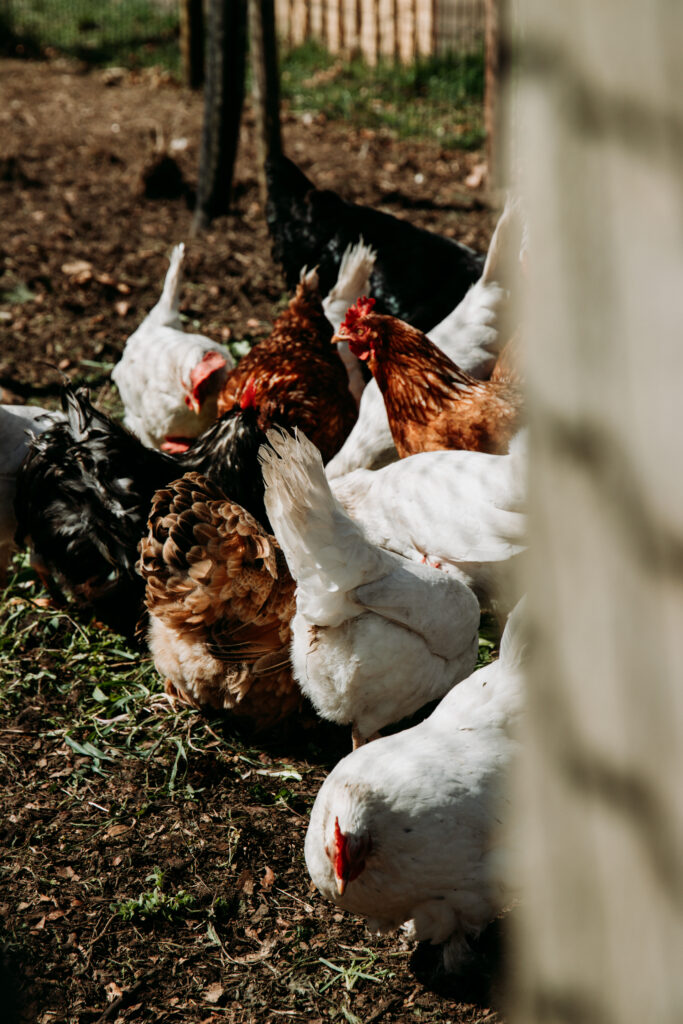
[0,57,503,1024]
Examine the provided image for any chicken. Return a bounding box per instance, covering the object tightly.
[14,385,270,638]
[326,199,524,478]
[322,239,376,406]
[138,473,300,724]
[335,297,523,457]
[265,154,483,332]
[216,267,357,463]
[112,243,234,451]
[0,404,65,581]
[330,433,527,614]
[304,598,526,973]
[260,429,480,746]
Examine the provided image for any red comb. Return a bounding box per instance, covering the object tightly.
[240,378,257,410]
[342,296,375,331]
[334,817,348,879]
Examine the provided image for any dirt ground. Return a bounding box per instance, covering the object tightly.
[0,58,503,1024]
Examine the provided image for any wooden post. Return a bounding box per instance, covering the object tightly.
[248,0,283,204]
[179,0,204,89]
[484,0,500,187]
[192,0,247,233]
[509,0,683,1020]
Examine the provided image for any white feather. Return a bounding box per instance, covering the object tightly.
[111,244,234,449]
[260,429,480,739]
[305,599,526,967]
[322,239,377,407]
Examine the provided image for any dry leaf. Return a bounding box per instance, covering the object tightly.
[203,982,224,1005]
[105,982,123,1003]
[237,869,254,895]
[105,823,130,839]
[114,300,130,317]
[261,866,275,891]
[32,916,46,931]
[56,865,79,881]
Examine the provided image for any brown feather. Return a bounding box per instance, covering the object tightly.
[216,274,357,463]
[138,472,301,726]
[339,311,524,456]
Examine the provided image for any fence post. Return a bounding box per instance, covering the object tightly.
[248,0,283,204]
[510,0,683,1020]
[179,0,204,89]
[192,0,247,232]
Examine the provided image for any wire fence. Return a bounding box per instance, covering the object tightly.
[1,0,486,147]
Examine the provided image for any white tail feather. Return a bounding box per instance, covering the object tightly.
[481,196,525,287]
[499,596,527,672]
[146,243,185,328]
[323,239,377,405]
[323,238,377,327]
[260,429,388,626]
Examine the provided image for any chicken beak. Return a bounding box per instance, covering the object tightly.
[336,875,347,897]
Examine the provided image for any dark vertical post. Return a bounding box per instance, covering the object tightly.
[249,0,283,202]
[179,0,205,89]
[192,0,247,233]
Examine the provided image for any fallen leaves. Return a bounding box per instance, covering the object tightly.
[203,982,225,1005]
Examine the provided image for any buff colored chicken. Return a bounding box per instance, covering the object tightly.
[138,473,300,725]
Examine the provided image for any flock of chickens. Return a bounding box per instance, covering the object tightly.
[1,157,528,977]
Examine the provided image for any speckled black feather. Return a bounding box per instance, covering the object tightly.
[265,155,484,333]
[13,386,270,638]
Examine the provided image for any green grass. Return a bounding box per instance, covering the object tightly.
[280,39,485,149]
[2,0,180,73]
[111,866,197,922]
[2,2,484,148]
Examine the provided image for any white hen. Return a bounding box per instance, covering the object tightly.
[325,198,524,478]
[322,239,376,407]
[260,429,480,745]
[305,598,526,972]
[111,243,234,451]
[0,404,65,579]
[330,432,527,614]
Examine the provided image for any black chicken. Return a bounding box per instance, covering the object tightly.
[265,155,484,333]
[14,385,271,640]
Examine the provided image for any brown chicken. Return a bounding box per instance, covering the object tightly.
[335,297,523,457]
[217,268,357,463]
[138,473,301,727]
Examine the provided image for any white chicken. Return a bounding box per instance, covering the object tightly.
[111,243,234,451]
[0,403,65,579]
[260,429,480,746]
[322,239,376,407]
[325,198,524,478]
[330,431,527,614]
[304,598,526,972]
